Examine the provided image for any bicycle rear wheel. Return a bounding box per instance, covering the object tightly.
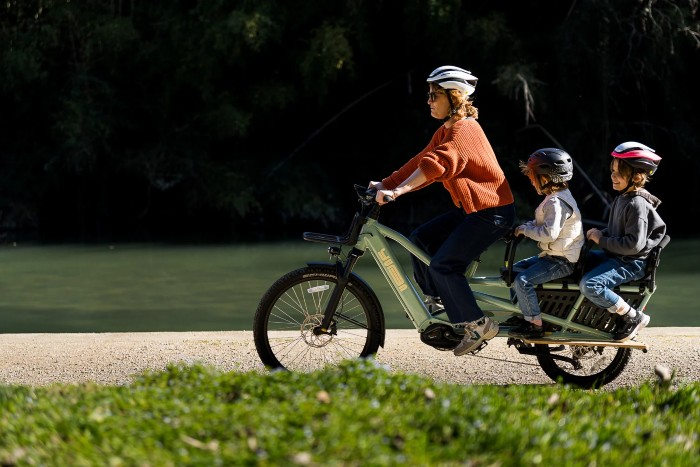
[535,344,632,389]
[253,265,384,372]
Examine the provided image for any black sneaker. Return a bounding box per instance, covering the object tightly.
[507,321,544,339]
[502,315,527,327]
[612,311,650,342]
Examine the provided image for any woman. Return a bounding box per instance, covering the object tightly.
[370,65,515,356]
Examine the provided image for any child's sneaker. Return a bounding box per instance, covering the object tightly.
[508,321,544,339]
[638,311,651,332]
[613,310,650,342]
[453,316,499,356]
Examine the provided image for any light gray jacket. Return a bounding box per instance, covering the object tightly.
[518,189,585,263]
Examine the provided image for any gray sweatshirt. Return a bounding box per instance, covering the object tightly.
[599,188,666,260]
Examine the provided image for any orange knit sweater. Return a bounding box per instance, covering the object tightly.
[381,118,514,214]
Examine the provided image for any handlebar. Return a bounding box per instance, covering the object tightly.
[303,184,385,246]
[355,184,395,204]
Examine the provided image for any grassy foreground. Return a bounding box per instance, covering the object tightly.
[1,360,698,466]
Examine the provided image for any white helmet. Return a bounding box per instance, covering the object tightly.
[426,65,478,96]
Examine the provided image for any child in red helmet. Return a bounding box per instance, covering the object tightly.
[579,142,667,341]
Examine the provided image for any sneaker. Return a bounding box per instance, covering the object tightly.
[508,321,544,339]
[502,315,527,327]
[424,296,445,315]
[638,311,651,332]
[453,317,499,356]
[613,310,650,342]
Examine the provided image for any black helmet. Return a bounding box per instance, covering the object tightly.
[611,141,662,175]
[526,148,574,183]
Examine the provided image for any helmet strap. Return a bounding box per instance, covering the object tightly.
[540,180,555,192]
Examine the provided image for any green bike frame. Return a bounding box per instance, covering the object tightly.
[348,215,648,343]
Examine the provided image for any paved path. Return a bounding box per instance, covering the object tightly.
[1,328,698,388]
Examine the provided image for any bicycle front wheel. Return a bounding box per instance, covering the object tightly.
[253,265,384,372]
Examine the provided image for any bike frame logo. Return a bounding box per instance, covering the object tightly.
[378,248,407,292]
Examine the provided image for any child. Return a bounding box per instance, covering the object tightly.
[579,141,666,342]
[508,148,585,338]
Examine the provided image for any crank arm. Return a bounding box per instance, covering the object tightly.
[510,340,582,369]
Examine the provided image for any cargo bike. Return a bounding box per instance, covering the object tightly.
[253,184,670,388]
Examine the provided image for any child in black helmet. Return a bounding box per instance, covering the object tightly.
[579,142,667,342]
[508,148,585,338]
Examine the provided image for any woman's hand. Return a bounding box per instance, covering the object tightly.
[368,180,384,190]
[376,189,396,205]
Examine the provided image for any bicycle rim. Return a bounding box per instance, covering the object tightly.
[254,266,383,372]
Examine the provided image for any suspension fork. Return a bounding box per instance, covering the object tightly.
[317,247,365,333]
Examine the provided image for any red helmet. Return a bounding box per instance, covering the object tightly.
[611,141,662,175]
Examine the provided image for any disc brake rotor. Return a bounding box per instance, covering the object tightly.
[302,314,334,348]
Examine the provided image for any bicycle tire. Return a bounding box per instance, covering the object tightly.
[535,344,633,389]
[253,265,384,372]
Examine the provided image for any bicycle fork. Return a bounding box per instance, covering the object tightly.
[316,246,365,335]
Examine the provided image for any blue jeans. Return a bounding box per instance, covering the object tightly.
[512,255,575,322]
[409,204,515,323]
[579,250,645,309]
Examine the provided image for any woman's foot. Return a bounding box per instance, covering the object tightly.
[453,317,499,356]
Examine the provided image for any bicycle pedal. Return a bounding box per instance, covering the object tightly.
[468,340,489,355]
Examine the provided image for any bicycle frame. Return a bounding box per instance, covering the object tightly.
[351,216,621,341]
[306,185,650,349]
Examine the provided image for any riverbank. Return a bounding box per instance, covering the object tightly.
[2,327,698,388]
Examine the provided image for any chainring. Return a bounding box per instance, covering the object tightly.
[420,323,462,350]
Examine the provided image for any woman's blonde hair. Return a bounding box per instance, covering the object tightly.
[430,84,478,119]
[447,88,478,119]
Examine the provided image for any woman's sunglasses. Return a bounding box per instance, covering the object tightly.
[427,91,445,102]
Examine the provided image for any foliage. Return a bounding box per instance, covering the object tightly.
[0,1,698,242]
[0,360,698,465]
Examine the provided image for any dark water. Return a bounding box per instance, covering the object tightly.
[0,239,696,333]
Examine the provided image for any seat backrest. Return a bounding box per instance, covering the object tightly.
[571,239,594,281]
[640,234,671,292]
[501,232,522,287]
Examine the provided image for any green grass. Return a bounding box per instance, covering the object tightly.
[0,238,697,333]
[1,360,698,465]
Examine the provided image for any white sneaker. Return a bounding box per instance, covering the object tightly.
[638,311,651,333]
[453,317,499,356]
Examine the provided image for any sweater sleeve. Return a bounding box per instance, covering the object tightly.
[382,119,513,213]
[380,127,444,190]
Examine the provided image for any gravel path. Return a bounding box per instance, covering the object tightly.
[1,328,698,389]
